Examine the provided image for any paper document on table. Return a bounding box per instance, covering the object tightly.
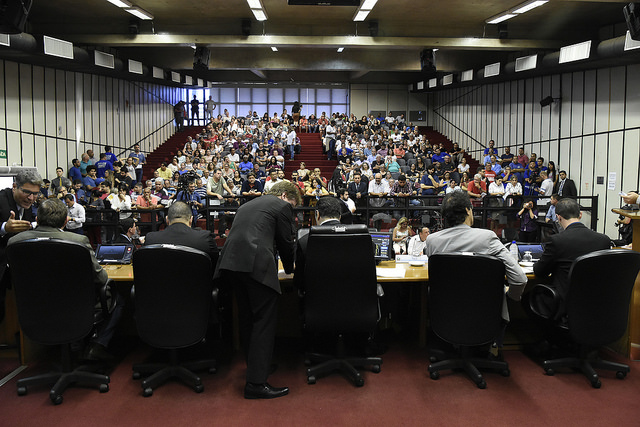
[520,266,534,274]
[376,267,406,278]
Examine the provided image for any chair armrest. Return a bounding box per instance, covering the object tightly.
[528,283,559,320]
[211,287,219,311]
[99,278,116,318]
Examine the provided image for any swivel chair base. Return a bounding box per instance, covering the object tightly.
[543,349,629,389]
[305,352,382,387]
[428,356,510,389]
[16,345,109,405]
[133,349,216,397]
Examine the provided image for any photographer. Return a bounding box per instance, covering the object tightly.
[176,175,203,228]
[523,160,539,196]
[518,198,538,243]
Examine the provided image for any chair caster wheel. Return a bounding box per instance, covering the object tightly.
[50,394,63,405]
[591,379,601,389]
[17,386,27,396]
[616,371,627,379]
[371,364,381,374]
[132,372,141,380]
[477,380,487,389]
[544,368,554,376]
[208,367,217,375]
[430,371,440,380]
[143,387,153,397]
[194,384,204,393]
[307,376,316,385]
[99,384,109,393]
[355,377,365,387]
[500,369,510,377]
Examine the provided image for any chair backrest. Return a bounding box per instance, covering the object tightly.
[7,238,97,345]
[397,159,406,167]
[428,253,505,346]
[132,244,214,349]
[303,224,378,334]
[566,249,640,346]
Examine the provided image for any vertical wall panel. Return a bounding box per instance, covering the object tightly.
[580,135,595,196]
[0,60,5,131]
[570,71,584,138]
[604,132,624,236]
[622,129,640,193]
[65,72,75,155]
[583,70,596,136]
[5,62,19,131]
[609,67,626,131]
[595,68,610,133]
[32,66,45,135]
[55,70,67,141]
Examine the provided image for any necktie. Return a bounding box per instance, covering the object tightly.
[559,180,565,196]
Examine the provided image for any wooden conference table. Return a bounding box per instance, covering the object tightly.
[103,261,535,348]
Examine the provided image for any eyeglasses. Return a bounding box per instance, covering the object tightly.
[19,187,39,197]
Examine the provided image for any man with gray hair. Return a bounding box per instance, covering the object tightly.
[0,169,42,323]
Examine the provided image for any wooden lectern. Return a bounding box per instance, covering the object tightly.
[612,208,640,359]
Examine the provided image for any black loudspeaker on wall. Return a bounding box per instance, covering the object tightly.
[0,0,33,34]
[624,3,640,41]
[368,20,378,37]
[241,19,251,36]
[193,47,210,71]
[420,49,436,74]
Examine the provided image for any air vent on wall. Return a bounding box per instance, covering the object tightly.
[559,40,591,64]
[515,54,537,72]
[128,59,143,74]
[484,62,500,77]
[443,74,453,85]
[152,66,164,79]
[461,69,473,82]
[0,34,9,47]
[171,72,180,82]
[428,78,437,88]
[43,36,73,59]
[95,51,114,69]
[184,76,193,85]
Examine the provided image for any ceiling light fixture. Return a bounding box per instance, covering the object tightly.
[125,6,154,20]
[486,12,517,24]
[361,0,378,9]
[353,0,378,22]
[252,9,267,21]
[337,47,344,53]
[247,0,262,8]
[106,0,133,7]
[353,10,370,21]
[510,0,548,14]
[271,46,278,52]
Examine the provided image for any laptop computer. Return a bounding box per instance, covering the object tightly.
[517,244,544,261]
[95,244,134,265]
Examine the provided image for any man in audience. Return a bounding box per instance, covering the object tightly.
[425,191,527,321]
[215,181,300,400]
[536,170,554,206]
[0,170,42,323]
[176,180,203,228]
[500,147,514,168]
[104,145,118,164]
[95,153,114,179]
[80,153,91,177]
[145,202,218,266]
[128,144,146,184]
[50,167,71,195]
[64,193,85,234]
[113,217,140,245]
[347,173,368,208]
[467,173,486,204]
[113,162,133,190]
[155,162,172,180]
[263,170,281,192]
[69,159,83,183]
[554,170,577,197]
[529,198,610,322]
[407,226,430,256]
[339,188,356,224]
[368,173,390,208]
[8,198,122,361]
[242,173,263,198]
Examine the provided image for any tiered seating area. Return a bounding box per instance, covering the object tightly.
[282,132,337,179]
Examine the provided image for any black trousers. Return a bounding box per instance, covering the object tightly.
[230,272,279,384]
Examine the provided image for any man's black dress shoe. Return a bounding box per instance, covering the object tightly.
[83,343,114,362]
[244,382,289,399]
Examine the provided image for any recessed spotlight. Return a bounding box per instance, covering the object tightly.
[337,47,344,53]
[271,46,278,52]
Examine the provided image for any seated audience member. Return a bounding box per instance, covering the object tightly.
[392,217,413,255]
[241,173,263,198]
[83,166,104,192]
[338,188,356,224]
[8,198,123,361]
[518,199,538,243]
[107,185,132,220]
[113,217,140,245]
[64,193,85,234]
[176,180,204,228]
[467,173,486,205]
[72,180,87,206]
[407,227,430,256]
[425,191,527,321]
[528,198,611,321]
[144,202,219,267]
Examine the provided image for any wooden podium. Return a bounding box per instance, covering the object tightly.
[612,208,640,359]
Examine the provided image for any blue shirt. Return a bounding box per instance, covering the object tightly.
[239,161,254,172]
[128,152,146,168]
[94,160,113,178]
[69,166,82,183]
[105,152,118,164]
[82,176,104,190]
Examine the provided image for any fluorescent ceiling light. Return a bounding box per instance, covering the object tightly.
[271,46,278,52]
[126,6,154,20]
[353,10,370,21]
[511,0,548,14]
[251,9,267,21]
[247,0,262,8]
[361,0,378,10]
[337,47,344,53]
[486,12,516,24]
[106,0,132,7]
[559,40,591,64]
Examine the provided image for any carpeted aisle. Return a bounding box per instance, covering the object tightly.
[1,341,640,426]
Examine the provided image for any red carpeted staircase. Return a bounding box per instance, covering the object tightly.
[419,127,481,174]
[142,126,202,181]
[283,133,338,180]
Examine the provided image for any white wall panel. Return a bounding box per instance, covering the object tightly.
[580,135,595,197]
[622,129,640,193]
[32,66,45,135]
[34,136,47,175]
[595,68,610,133]
[560,73,572,139]
[65,72,75,150]
[604,132,624,236]
[0,131,6,167]
[593,134,609,234]
[0,61,5,130]
[609,67,625,131]
[570,72,584,138]
[19,64,33,135]
[626,66,640,128]
[5,62,19,131]
[6,131,19,167]
[55,70,67,141]
[583,70,596,136]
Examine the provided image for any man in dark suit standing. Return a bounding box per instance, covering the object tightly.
[144,202,218,265]
[530,198,611,321]
[215,181,300,399]
[347,172,368,214]
[554,170,577,197]
[0,169,41,323]
[294,197,342,290]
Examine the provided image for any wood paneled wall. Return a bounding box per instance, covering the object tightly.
[0,59,183,180]
[429,65,640,237]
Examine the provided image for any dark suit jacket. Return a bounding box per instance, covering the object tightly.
[0,187,35,281]
[145,222,219,267]
[534,222,610,302]
[347,181,368,200]
[293,219,340,290]
[554,178,577,197]
[215,195,295,294]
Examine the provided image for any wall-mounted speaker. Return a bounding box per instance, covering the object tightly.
[420,49,436,74]
[193,47,210,71]
[624,3,640,41]
[498,23,508,39]
[368,20,378,37]
[0,0,33,34]
[241,19,251,36]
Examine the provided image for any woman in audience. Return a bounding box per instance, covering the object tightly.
[416,156,427,173]
[232,169,244,188]
[108,184,132,220]
[306,176,330,200]
[266,156,281,173]
[297,162,310,181]
[406,163,419,181]
[518,199,538,243]
[169,171,180,189]
[385,155,400,173]
[547,160,558,186]
[176,149,186,165]
[457,157,469,175]
[392,217,413,255]
[361,162,373,181]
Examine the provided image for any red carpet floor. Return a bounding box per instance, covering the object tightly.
[1,339,639,426]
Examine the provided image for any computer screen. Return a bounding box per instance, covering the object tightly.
[517,244,544,261]
[370,231,393,261]
[95,244,133,264]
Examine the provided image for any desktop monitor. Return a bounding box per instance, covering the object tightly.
[370,231,393,262]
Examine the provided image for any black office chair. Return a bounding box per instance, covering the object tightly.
[427,253,510,389]
[7,238,112,405]
[541,249,640,388]
[302,224,382,386]
[132,244,217,397]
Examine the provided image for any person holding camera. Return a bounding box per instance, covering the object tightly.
[176,179,203,228]
[518,198,538,242]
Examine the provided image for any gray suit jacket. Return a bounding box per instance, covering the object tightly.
[7,225,108,288]
[425,224,528,321]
